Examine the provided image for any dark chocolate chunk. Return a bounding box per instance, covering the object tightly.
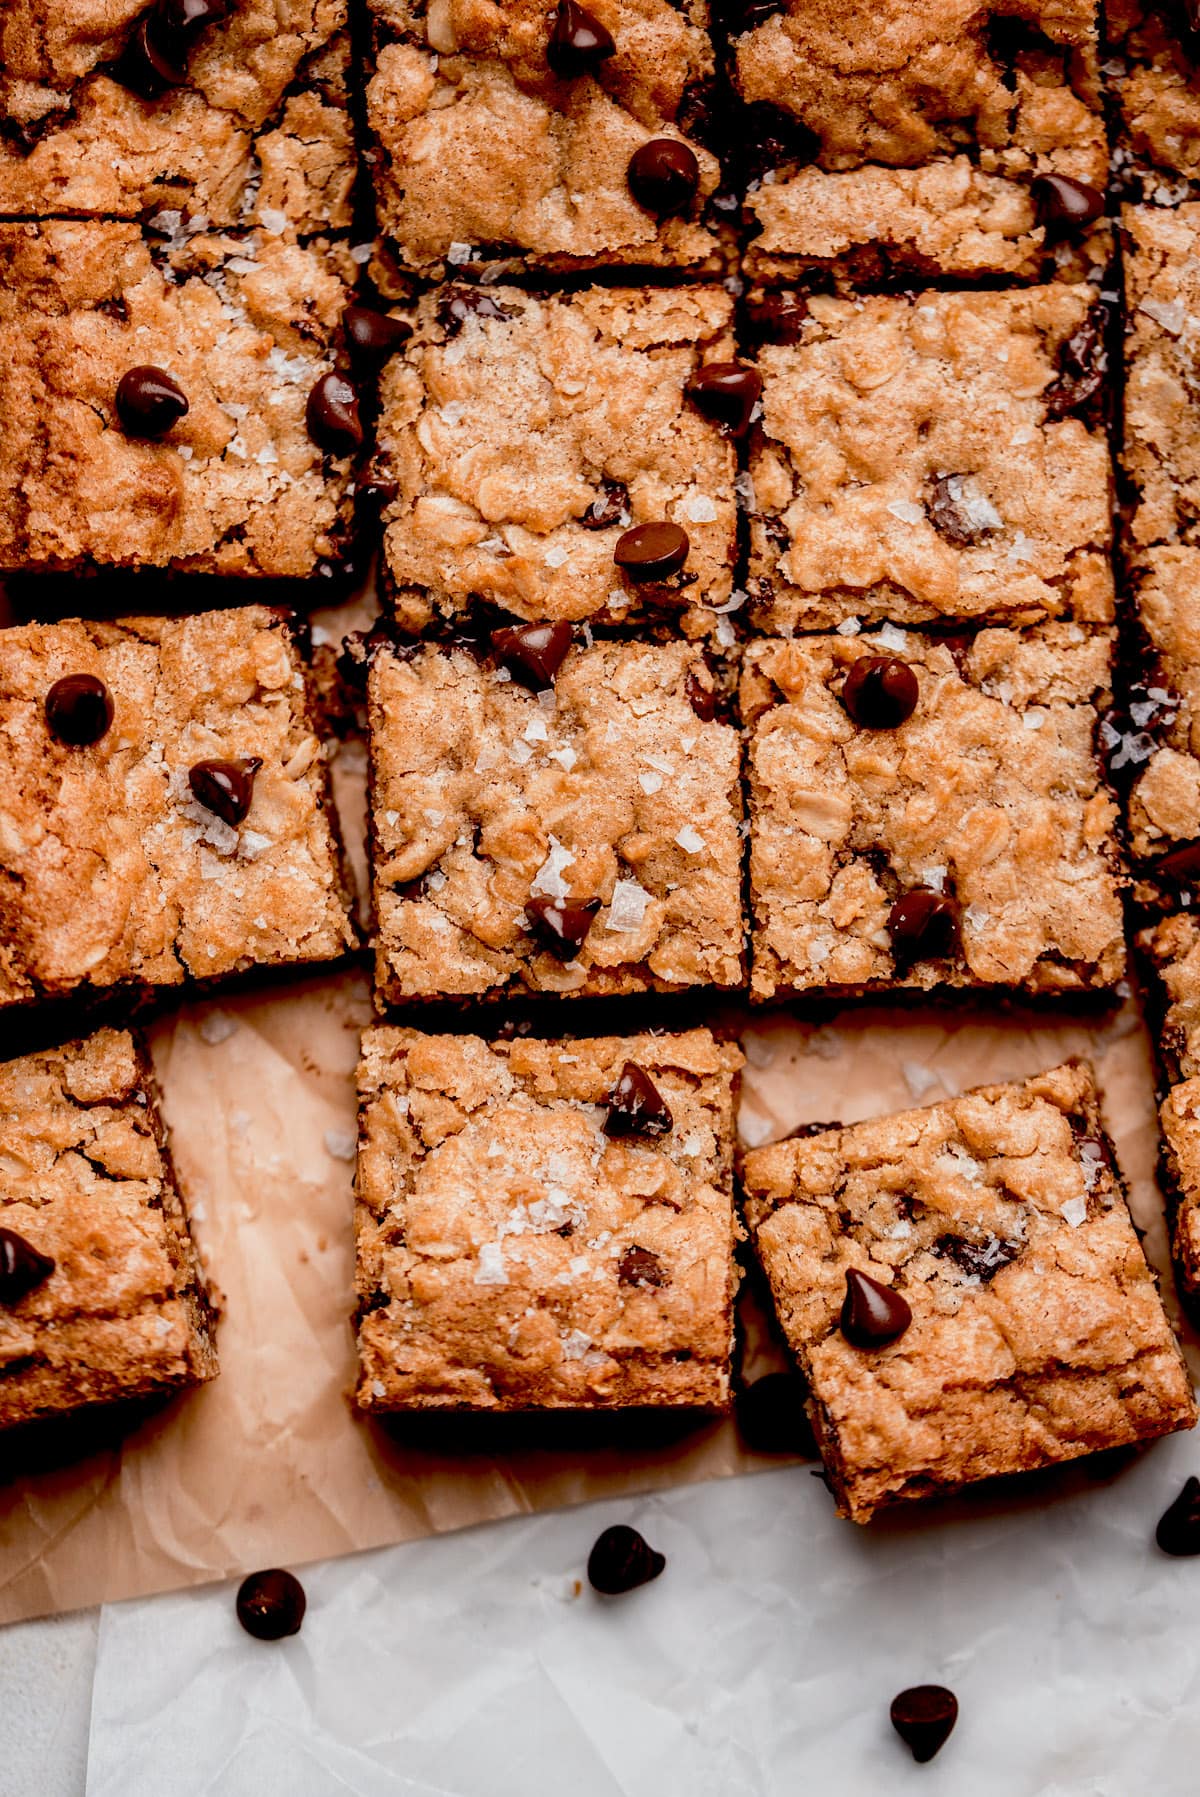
[840,655,919,729]
[614,521,690,580]
[840,1267,912,1348]
[490,621,573,689]
[735,1371,816,1456]
[1155,840,1200,887]
[306,373,363,455]
[686,362,762,437]
[887,888,959,965]
[604,1062,674,1138]
[117,13,187,97]
[1032,173,1105,242]
[343,304,412,366]
[932,1234,1021,1282]
[436,287,519,337]
[45,673,114,747]
[1043,311,1107,424]
[115,365,189,437]
[617,1245,667,1288]
[743,291,809,346]
[188,757,262,827]
[547,0,616,77]
[685,667,717,721]
[582,479,631,530]
[627,139,700,218]
[926,473,996,547]
[525,895,600,958]
[1156,1476,1200,1556]
[0,1228,55,1306]
[890,1686,958,1763]
[587,1525,666,1595]
[235,1568,307,1640]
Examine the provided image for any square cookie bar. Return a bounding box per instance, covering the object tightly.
[741,628,1125,1001]
[365,0,726,280]
[1123,205,1200,554]
[1108,0,1200,190]
[1119,547,1200,889]
[1139,913,1200,1303]
[0,608,354,1010]
[0,220,361,580]
[0,1028,217,1431]
[376,284,740,638]
[745,286,1115,635]
[354,1025,741,1411]
[741,1060,1196,1523]
[368,635,744,1003]
[0,0,354,231]
[733,0,1108,288]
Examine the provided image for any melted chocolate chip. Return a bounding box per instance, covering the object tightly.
[617,1245,667,1288]
[45,674,114,747]
[887,888,959,965]
[890,1686,958,1763]
[614,521,690,580]
[236,1568,307,1640]
[743,291,810,347]
[343,303,412,366]
[117,12,187,96]
[627,139,699,219]
[0,1228,55,1306]
[490,620,573,689]
[587,1525,666,1595]
[604,1062,674,1138]
[1032,173,1105,243]
[932,1234,1021,1281]
[115,364,189,437]
[926,472,996,547]
[582,479,631,530]
[1043,311,1107,425]
[547,0,616,77]
[840,656,919,730]
[736,1371,816,1456]
[685,667,718,721]
[840,1268,912,1348]
[188,757,261,827]
[1155,840,1200,887]
[1156,1476,1200,1555]
[306,373,363,455]
[686,362,762,437]
[526,895,600,958]
[436,287,519,338]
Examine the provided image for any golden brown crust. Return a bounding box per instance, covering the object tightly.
[1123,205,1200,555]
[1108,0,1200,182]
[1138,914,1200,1297]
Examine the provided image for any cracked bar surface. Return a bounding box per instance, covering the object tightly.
[0,608,354,1010]
[741,627,1125,1000]
[1138,915,1200,1301]
[355,1025,741,1411]
[741,1059,1196,1523]
[0,1028,217,1430]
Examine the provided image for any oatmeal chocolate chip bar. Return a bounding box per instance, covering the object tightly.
[1138,913,1200,1301]
[368,634,745,1004]
[354,1025,741,1411]
[374,283,741,639]
[745,285,1115,634]
[1108,0,1200,190]
[0,608,355,1010]
[1123,205,1200,554]
[0,1028,217,1431]
[0,220,363,581]
[364,0,727,280]
[0,0,355,231]
[732,0,1108,288]
[740,1060,1197,1523]
[741,627,1125,1001]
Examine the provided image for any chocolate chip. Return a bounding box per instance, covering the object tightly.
[115,365,189,438]
[526,895,600,959]
[45,673,114,747]
[890,1686,958,1763]
[742,291,809,347]
[1156,1476,1200,1555]
[0,1228,55,1306]
[614,521,690,581]
[117,13,187,96]
[604,1062,674,1138]
[840,1267,912,1348]
[547,0,616,77]
[932,1234,1021,1281]
[306,373,363,455]
[235,1568,307,1640]
[1043,310,1107,425]
[435,287,519,338]
[343,304,412,366]
[686,362,762,437]
[188,757,261,827]
[490,621,573,689]
[735,1371,817,1456]
[1032,173,1105,243]
[926,472,996,547]
[887,888,959,965]
[627,139,700,219]
[587,1525,665,1595]
[840,656,919,729]
[1155,840,1200,887]
[618,1245,666,1288]
[582,479,631,530]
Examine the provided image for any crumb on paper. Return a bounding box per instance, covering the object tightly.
[198,1010,239,1046]
[739,1108,776,1149]
[324,1126,358,1163]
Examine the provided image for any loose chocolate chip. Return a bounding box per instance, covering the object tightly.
[686,362,762,437]
[490,620,574,689]
[0,1228,55,1306]
[115,365,189,438]
[343,304,412,366]
[117,13,187,96]
[1155,840,1200,887]
[435,287,519,338]
[306,372,363,455]
[1156,1476,1200,1555]
[188,757,261,827]
[840,1267,912,1348]
[547,0,616,77]
[236,1568,307,1640]
[1043,311,1107,424]
[582,479,631,530]
[526,895,600,958]
[627,138,700,219]
[736,1371,816,1456]
[932,1234,1021,1281]
[587,1525,666,1595]
[890,1686,959,1763]
[1032,173,1105,243]
[926,472,995,547]
[618,1245,667,1288]
[604,1062,674,1138]
[45,674,114,747]
[840,655,919,729]
[614,521,690,581]
[887,888,959,965]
